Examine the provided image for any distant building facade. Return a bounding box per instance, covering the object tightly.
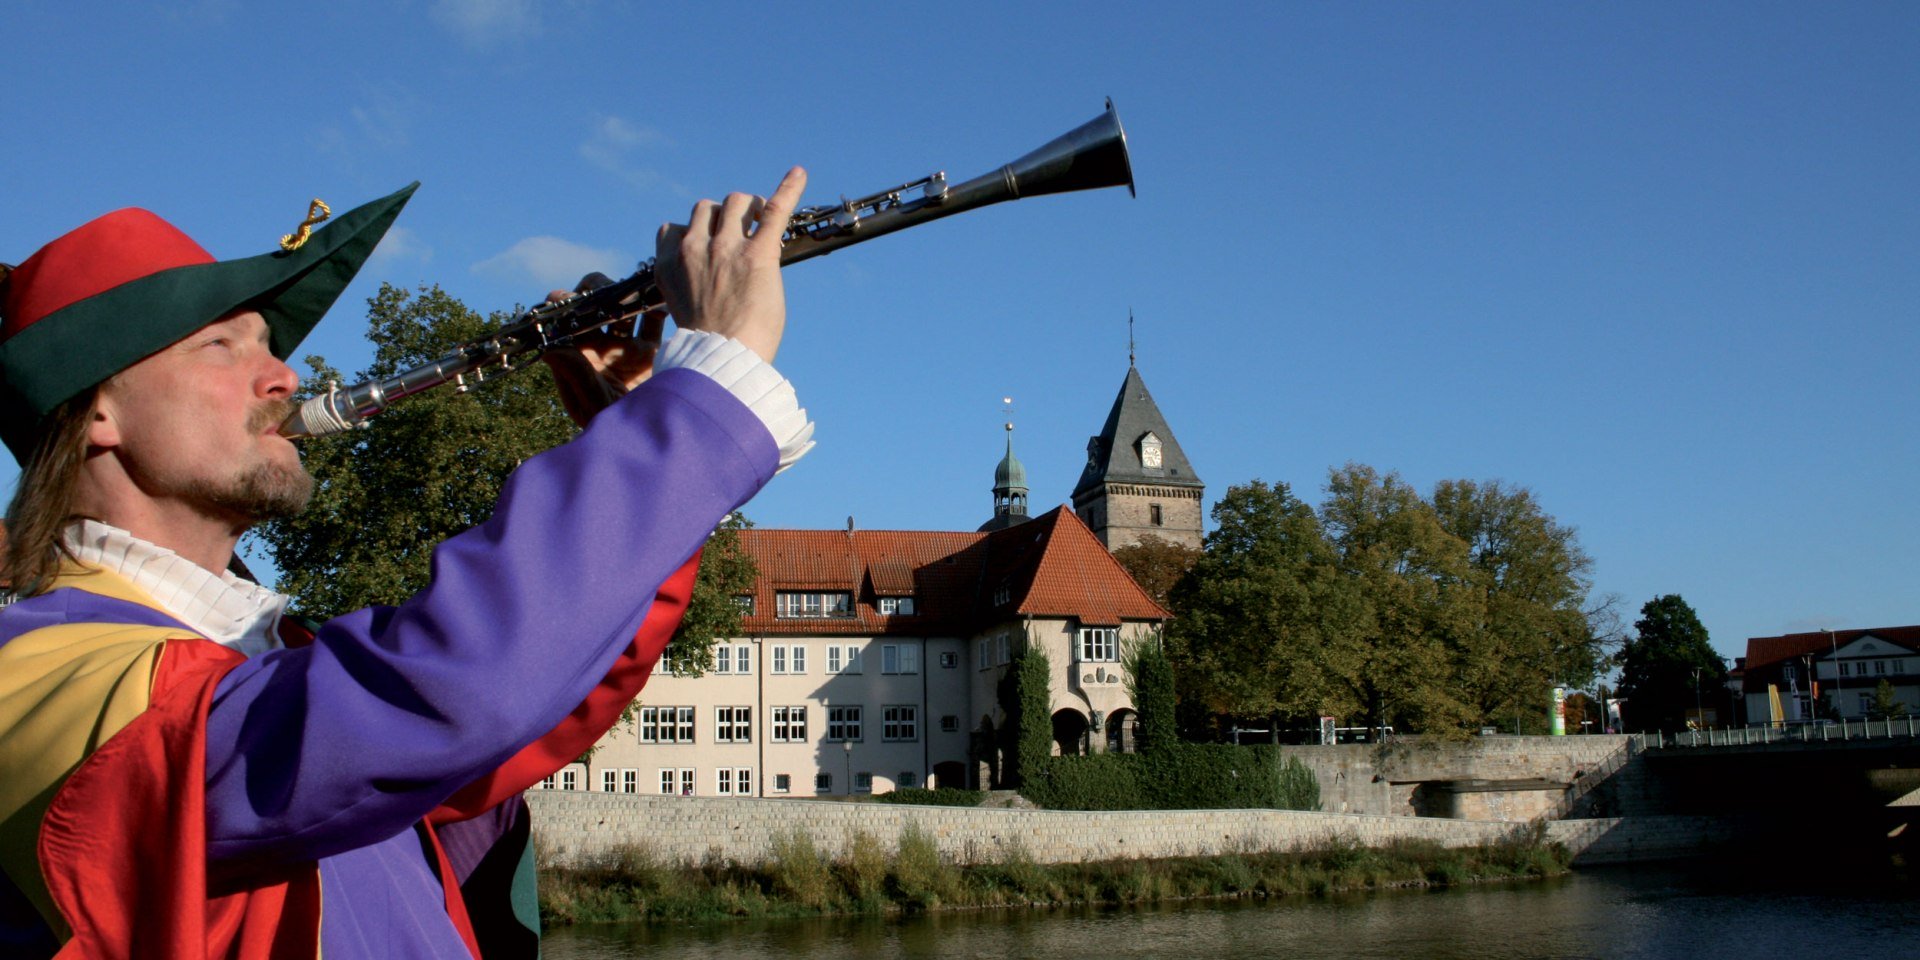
[1736,626,1920,724]
[566,507,1168,798]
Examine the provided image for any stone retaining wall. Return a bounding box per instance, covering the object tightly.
[1280,736,1637,817]
[526,792,1717,868]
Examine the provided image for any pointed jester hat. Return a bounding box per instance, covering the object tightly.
[0,183,417,461]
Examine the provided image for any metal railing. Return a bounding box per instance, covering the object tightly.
[1642,715,1920,749]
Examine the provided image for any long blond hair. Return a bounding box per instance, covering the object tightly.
[3,389,97,598]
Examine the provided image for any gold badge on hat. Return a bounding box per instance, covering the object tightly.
[279,198,333,252]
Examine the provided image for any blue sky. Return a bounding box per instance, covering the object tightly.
[5,2,1916,665]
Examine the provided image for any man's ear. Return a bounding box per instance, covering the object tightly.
[87,394,123,449]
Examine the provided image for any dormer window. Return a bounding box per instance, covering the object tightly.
[1138,432,1162,468]
[877,596,916,616]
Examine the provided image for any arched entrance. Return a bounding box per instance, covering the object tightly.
[931,760,967,790]
[1106,708,1138,753]
[1051,708,1090,756]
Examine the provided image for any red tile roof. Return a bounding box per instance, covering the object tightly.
[1743,626,1920,671]
[735,506,1169,637]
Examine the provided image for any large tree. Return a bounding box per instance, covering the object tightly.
[1319,464,1479,735]
[252,283,751,672]
[1615,594,1723,732]
[1166,480,1361,727]
[1431,478,1604,731]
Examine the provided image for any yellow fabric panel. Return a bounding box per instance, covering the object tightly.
[0,564,195,937]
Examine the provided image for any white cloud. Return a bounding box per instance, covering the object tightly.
[368,226,433,268]
[472,236,628,289]
[579,115,679,193]
[432,0,541,50]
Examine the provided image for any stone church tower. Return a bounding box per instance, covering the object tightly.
[1071,362,1204,551]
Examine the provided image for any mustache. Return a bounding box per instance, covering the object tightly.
[250,398,299,435]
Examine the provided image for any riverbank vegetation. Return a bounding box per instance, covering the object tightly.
[538,824,1571,926]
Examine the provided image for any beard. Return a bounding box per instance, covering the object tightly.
[180,398,315,522]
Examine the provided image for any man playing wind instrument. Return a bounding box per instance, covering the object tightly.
[0,167,810,958]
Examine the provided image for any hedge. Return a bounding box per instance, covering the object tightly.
[1026,745,1320,812]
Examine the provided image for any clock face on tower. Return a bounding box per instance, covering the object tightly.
[1139,433,1163,468]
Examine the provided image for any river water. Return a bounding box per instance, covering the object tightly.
[541,861,1920,960]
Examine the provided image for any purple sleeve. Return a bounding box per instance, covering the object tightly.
[204,369,778,863]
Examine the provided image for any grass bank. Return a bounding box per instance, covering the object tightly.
[539,824,1571,926]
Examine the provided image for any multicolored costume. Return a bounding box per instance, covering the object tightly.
[0,184,800,957]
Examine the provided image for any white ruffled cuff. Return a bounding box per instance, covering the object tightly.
[655,330,814,473]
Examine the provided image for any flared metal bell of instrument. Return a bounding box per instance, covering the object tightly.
[1000,98,1136,199]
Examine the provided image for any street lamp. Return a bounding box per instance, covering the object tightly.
[843,740,854,797]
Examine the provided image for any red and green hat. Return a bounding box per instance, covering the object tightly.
[0,183,417,461]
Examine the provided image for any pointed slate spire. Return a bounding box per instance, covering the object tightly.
[1072,365,1203,501]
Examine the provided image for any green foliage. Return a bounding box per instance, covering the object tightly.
[540,828,1571,924]
[890,823,957,908]
[1168,480,1356,723]
[1868,679,1908,721]
[1012,646,1053,790]
[1616,594,1723,731]
[767,829,835,909]
[1110,534,1201,609]
[254,283,753,678]
[1022,744,1319,812]
[873,787,986,807]
[1276,755,1322,812]
[1167,467,1606,738]
[1123,634,1178,755]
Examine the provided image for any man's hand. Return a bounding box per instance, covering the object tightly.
[654,167,807,365]
[540,296,667,429]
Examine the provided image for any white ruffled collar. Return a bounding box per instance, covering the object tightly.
[62,519,289,657]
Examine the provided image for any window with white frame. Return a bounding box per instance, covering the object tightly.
[770,644,810,674]
[733,594,755,616]
[854,772,872,793]
[538,774,557,790]
[1840,661,1852,677]
[940,651,959,669]
[881,644,919,675]
[829,645,862,674]
[883,705,919,741]
[715,706,752,743]
[771,705,808,742]
[557,768,579,791]
[815,773,832,793]
[1861,693,1875,714]
[773,773,792,794]
[940,715,959,734]
[600,768,631,792]
[827,705,863,741]
[878,596,916,615]
[1876,660,1888,676]
[658,768,695,795]
[899,771,918,788]
[714,644,751,674]
[996,634,1010,665]
[776,591,853,618]
[620,769,638,793]
[1896,661,1907,674]
[639,706,696,744]
[716,768,754,796]
[715,645,731,674]
[978,641,989,670]
[1078,627,1119,663]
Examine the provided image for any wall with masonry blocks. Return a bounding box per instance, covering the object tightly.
[1278,736,1639,817]
[526,792,1719,868]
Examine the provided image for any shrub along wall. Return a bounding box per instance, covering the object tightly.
[1027,745,1321,812]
